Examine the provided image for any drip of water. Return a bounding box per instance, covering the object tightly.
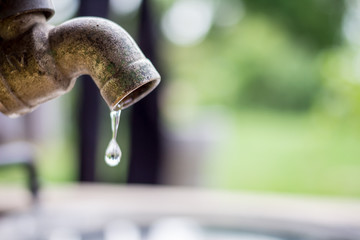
[105,109,122,167]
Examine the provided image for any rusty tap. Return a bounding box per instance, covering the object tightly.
[0,0,160,117]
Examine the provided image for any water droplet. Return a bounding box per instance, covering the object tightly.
[104,109,122,167]
[105,139,121,167]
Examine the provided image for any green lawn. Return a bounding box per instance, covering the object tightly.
[208,109,360,197]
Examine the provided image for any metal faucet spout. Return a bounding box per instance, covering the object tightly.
[49,17,160,111]
[0,11,160,117]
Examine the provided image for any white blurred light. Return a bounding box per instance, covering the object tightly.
[49,0,79,25]
[110,0,142,16]
[48,229,81,240]
[161,0,214,46]
[343,0,360,45]
[105,220,142,240]
[0,219,17,239]
[207,232,284,240]
[147,218,203,240]
[214,0,244,27]
[342,0,360,85]
[15,214,37,239]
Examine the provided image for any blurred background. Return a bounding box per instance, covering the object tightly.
[1,0,358,196]
[1,0,360,239]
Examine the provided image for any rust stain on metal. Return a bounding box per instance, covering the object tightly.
[0,9,160,117]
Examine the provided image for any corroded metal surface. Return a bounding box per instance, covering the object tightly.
[0,12,160,117]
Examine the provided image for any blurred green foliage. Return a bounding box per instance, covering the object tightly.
[242,0,345,49]
[162,0,360,197]
[207,110,360,197]
[164,15,322,111]
[2,0,359,198]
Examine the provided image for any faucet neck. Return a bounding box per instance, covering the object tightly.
[0,13,46,40]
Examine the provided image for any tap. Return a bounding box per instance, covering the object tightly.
[0,0,160,118]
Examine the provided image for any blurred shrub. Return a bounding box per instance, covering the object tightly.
[161,0,346,111]
[315,46,360,127]
[233,17,321,110]
[242,0,345,49]
[165,16,321,111]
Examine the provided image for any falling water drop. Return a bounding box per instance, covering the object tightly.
[105,109,122,167]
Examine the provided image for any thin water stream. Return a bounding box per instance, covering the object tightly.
[104,109,122,167]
